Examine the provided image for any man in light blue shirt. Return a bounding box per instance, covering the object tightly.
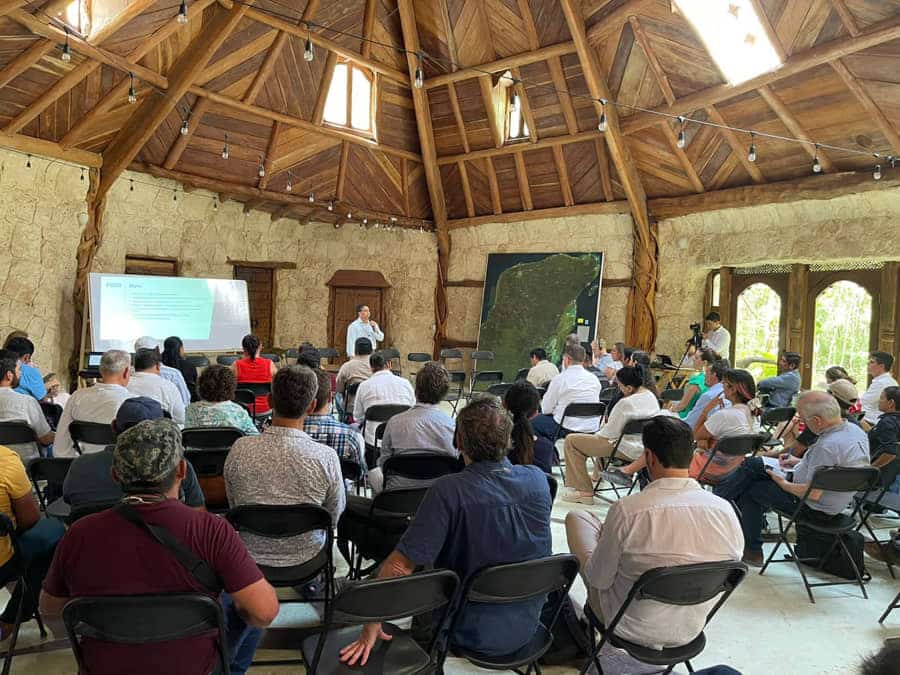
[345,305,384,357]
[757,351,801,409]
[134,336,190,405]
[6,336,46,401]
[592,338,615,373]
[684,359,731,430]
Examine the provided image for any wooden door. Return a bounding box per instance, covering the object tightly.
[331,288,384,358]
[233,266,275,348]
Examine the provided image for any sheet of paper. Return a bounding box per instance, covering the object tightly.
[762,456,790,479]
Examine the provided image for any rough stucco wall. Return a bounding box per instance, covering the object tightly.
[446,214,635,356]
[93,169,437,367]
[655,185,900,358]
[0,149,87,385]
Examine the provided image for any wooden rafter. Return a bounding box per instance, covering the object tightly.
[586,0,667,44]
[459,160,475,217]
[486,157,502,214]
[258,121,282,190]
[0,132,101,166]
[446,82,470,153]
[830,0,860,36]
[705,105,765,184]
[425,41,577,89]
[622,14,900,135]
[201,30,276,88]
[595,137,614,202]
[312,52,338,125]
[438,129,601,165]
[514,151,533,210]
[360,0,377,59]
[0,39,53,90]
[548,56,579,135]
[162,97,211,169]
[830,60,900,156]
[479,74,503,148]
[659,119,704,192]
[757,85,836,172]
[5,60,101,134]
[628,15,674,104]
[448,201,630,230]
[517,0,541,50]
[335,141,350,200]
[553,145,574,206]
[0,0,27,17]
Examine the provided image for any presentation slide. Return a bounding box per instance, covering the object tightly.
[88,273,252,353]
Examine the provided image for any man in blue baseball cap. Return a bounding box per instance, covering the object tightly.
[62,397,206,511]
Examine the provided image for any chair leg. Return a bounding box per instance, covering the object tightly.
[0,579,26,675]
[685,659,695,672]
[34,608,47,638]
[783,536,816,604]
[836,535,869,599]
[879,591,900,623]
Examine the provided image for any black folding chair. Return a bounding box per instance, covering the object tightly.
[580,560,748,675]
[227,504,335,666]
[486,383,513,399]
[340,457,364,495]
[349,488,428,580]
[439,348,462,369]
[185,354,210,369]
[69,421,116,455]
[468,370,504,401]
[39,402,64,431]
[515,368,530,382]
[216,355,240,366]
[443,554,579,675]
[855,452,900,578]
[381,452,462,491]
[759,407,796,448]
[660,388,685,403]
[880,590,900,623]
[471,349,495,365]
[184,448,231,513]
[234,382,272,428]
[63,594,229,674]
[26,457,74,511]
[283,348,299,364]
[0,422,39,457]
[694,433,768,487]
[361,404,411,468]
[182,426,245,451]
[546,473,558,501]
[340,381,363,424]
[0,514,48,675]
[593,417,655,501]
[444,370,466,415]
[760,465,881,603]
[553,402,605,482]
[300,569,458,674]
[262,353,281,364]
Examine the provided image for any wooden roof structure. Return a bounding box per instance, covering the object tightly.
[1,0,899,353]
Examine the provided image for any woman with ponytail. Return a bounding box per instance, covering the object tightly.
[503,382,554,473]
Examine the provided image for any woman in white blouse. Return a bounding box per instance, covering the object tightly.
[563,365,661,504]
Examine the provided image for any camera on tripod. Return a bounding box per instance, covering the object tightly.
[689,323,703,349]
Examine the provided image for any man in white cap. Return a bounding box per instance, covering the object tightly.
[134,336,190,405]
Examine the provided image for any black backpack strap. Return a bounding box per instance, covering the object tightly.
[115,503,222,595]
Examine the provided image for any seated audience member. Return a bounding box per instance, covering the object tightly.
[714,391,869,566]
[630,350,659,397]
[43,373,70,410]
[185,365,259,437]
[684,358,731,431]
[303,368,366,472]
[563,365,661,505]
[859,642,900,675]
[566,416,742,650]
[0,350,53,461]
[504,381,554,474]
[231,334,277,415]
[297,345,322,369]
[526,348,559,388]
[582,342,605,377]
[868,386,900,492]
[162,336,198,402]
[353,351,415,445]
[55,350,133,457]
[41,418,279,675]
[2,331,28,350]
[861,352,898,426]
[691,369,759,482]
[592,338,615,374]
[127,349,186,426]
[668,349,716,418]
[134,336,190,406]
[5,337,45,401]
[63,397,205,511]
[335,337,373,416]
[532,342,602,443]
[339,397,552,666]
[225,365,345,571]
[825,365,862,415]
[603,341,626,380]
[0,442,64,640]
[369,362,457,493]
[758,351,801,408]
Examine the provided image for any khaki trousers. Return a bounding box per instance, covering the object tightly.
[563,433,615,492]
[565,510,605,619]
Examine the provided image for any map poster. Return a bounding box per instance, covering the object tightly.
[477,252,604,381]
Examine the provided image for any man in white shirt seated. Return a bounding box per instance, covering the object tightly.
[353,351,415,446]
[134,336,190,406]
[55,350,133,457]
[532,342,602,443]
[701,312,731,358]
[861,351,897,426]
[0,349,53,461]
[526,348,559,388]
[566,416,743,650]
[127,349,186,426]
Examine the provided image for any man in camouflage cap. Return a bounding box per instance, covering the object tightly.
[112,418,185,494]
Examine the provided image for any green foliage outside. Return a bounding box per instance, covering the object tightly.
[734,283,780,382]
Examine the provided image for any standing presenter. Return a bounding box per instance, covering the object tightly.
[346,304,384,357]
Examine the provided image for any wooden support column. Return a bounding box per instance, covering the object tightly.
[786,264,809,382]
[879,262,899,378]
[718,266,734,354]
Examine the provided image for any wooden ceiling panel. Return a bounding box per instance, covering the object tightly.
[615,42,666,116]
[523,146,564,209]
[140,99,186,165]
[369,0,406,72]
[635,168,687,197]
[440,162,468,219]
[253,34,325,122]
[638,18,724,97]
[192,110,272,166]
[271,127,342,173]
[492,153,522,211]
[447,0,496,67]
[453,77,494,151]
[311,0,366,51]
[560,53,598,133]
[484,0,532,57]
[209,18,272,63]
[606,20,634,101]
[100,0,183,56]
[378,79,419,153]
[428,84,467,155]
[178,146,260,185]
[697,138,732,187]
[842,39,900,83]
[203,51,266,100]
[414,1,453,79]
[267,143,342,196]
[465,157,494,215]
[407,162,433,220]
[527,0,570,47]
[563,140,604,204]
[343,145,405,215]
[844,0,900,29]
[520,59,569,138]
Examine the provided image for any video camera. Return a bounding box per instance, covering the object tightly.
[689,322,703,349]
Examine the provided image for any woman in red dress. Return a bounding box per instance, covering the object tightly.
[230,334,277,414]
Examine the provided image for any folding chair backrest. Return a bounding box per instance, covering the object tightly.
[216,355,239,366]
[261,353,280,364]
[408,352,431,363]
[371,487,428,518]
[471,350,494,361]
[181,427,244,450]
[465,554,579,604]
[712,433,767,457]
[472,371,504,388]
[364,404,410,424]
[319,348,339,360]
[634,561,747,607]
[382,452,462,482]
[284,349,299,361]
[27,457,74,507]
[381,348,401,360]
[562,402,605,421]
[0,422,37,445]
[67,500,118,525]
[40,401,64,430]
[63,594,228,674]
[448,371,466,384]
[761,407,795,428]
[330,569,458,625]
[599,387,618,403]
[621,417,652,436]
[660,388,684,402]
[235,382,271,397]
[69,421,115,447]
[808,465,881,494]
[226,503,332,539]
[184,449,230,479]
[515,368,530,382]
[546,473,558,501]
[0,513,22,560]
[340,457,362,483]
[185,355,210,369]
[440,349,462,361]
[486,383,512,398]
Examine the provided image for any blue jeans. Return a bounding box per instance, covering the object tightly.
[532,414,564,442]
[0,518,65,623]
[221,592,264,674]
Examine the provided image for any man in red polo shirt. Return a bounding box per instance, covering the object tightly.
[40,418,279,674]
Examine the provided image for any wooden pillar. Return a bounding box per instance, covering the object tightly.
[786,263,810,385]
[718,267,734,360]
[879,261,899,378]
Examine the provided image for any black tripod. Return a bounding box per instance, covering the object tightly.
[666,330,703,390]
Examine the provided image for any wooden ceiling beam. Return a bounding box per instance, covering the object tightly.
[438,128,601,164]
[511,66,538,143]
[548,56,579,135]
[479,75,503,148]
[0,0,28,17]
[553,145,574,206]
[0,132,101,166]
[459,160,475,217]
[200,30,276,88]
[757,84,836,172]
[622,14,900,135]
[162,97,212,169]
[486,157,502,214]
[335,141,349,200]
[705,105,766,184]
[425,41,577,89]
[98,2,251,198]
[586,0,667,44]
[447,200,630,230]
[5,60,100,134]
[829,0,860,36]
[311,51,337,125]
[360,0,376,59]
[0,39,53,90]
[517,0,541,50]
[659,119,704,192]
[447,82,470,153]
[595,136,614,201]
[628,15,675,105]
[401,158,410,216]
[514,151,533,210]
[830,60,900,157]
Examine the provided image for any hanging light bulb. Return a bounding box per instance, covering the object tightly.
[61,28,71,62]
[221,133,229,160]
[347,210,352,219]
[173,190,177,202]
[676,116,686,149]
[414,52,424,89]
[747,132,757,163]
[327,200,334,212]
[334,222,341,229]
[889,156,896,169]
[128,73,137,104]
[80,168,85,182]
[25,154,31,168]
[597,99,608,132]
[180,117,190,136]
[812,144,821,173]
[308,192,315,203]
[363,217,368,226]
[129,178,134,191]
[213,197,218,210]
[874,163,882,181]
[258,156,265,177]
[286,172,293,192]
[304,24,314,62]
[177,0,188,24]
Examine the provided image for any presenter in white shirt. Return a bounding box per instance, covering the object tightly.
[701,311,731,358]
[345,305,384,358]
[861,351,898,425]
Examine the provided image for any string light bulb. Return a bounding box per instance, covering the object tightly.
[221,133,229,160]
[213,197,218,210]
[127,73,137,104]
[676,116,686,149]
[747,132,757,163]
[347,210,352,219]
[25,154,31,168]
[327,200,334,212]
[308,192,315,203]
[129,178,134,191]
[61,28,71,62]
[177,0,188,24]
[597,99,608,133]
[414,52,424,89]
[180,116,189,136]
[812,145,822,173]
[173,190,177,202]
[257,156,265,177]
[874,163,882,181]
[285,172,293,192]
[304,24,314,62]
[80,168,85,182]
